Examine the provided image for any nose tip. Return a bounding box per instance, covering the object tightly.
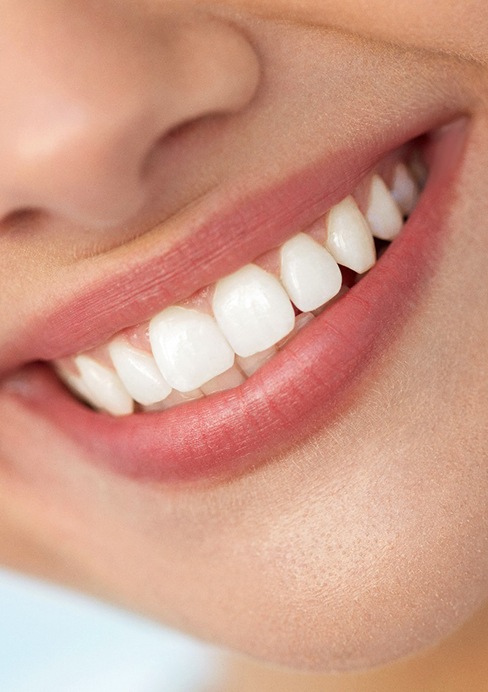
[0,105,151,229]
[0,7,260,228]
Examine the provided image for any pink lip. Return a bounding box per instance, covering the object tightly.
[2,119,467,483]
[0,107,461,375]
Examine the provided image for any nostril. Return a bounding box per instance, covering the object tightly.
[164,113,214,141]
[140,113,218,180]
[1,208,43,232]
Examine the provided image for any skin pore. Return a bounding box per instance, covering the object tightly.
[0,1,487,690]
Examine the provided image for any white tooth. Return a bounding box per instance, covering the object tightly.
[280,233,342,312]
[56,365,94,404]
[212,264,295,358]
[365,174,404,241]
[108,339,172,406]
[74,355,134,416]
[326,196,376,274]
[391,162,419,215]
[149,306,235,392]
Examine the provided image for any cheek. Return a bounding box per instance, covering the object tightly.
[189,336,488,672]
[239,0,488,65]
[219,432,488,671]
[1,118,488,675]
[181,355,488,672]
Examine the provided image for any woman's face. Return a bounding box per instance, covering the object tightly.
[0,0,487,672]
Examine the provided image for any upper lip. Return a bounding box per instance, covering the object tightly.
[0,104,461,379]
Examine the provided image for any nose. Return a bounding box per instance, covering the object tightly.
[0,3,260,228]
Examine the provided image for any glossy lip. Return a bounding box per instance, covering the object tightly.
[1,119,467,483]
[0,104,461,376]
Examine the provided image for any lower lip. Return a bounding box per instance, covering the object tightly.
[11,121,467,483]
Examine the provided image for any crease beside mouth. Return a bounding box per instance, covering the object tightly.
[53,143,427,417]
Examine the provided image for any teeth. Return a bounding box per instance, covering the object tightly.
[149,306,235,392]
[280,233,342,312]
[56,152,425,416]
[73,355,134,416]
[56,367,95,404]
[365,174,404,241]
[108,339,172,406]
[212,264,295,358]
[391,163,419,215]
[325,196,376,274]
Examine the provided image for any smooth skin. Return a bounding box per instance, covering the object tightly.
[0,2,487,690]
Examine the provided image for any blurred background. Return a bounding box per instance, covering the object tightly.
[0,567,220,691]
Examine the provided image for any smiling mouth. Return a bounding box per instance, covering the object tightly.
[55,147,425,417]
[3,119,467,483]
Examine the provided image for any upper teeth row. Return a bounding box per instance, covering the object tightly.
[56,160,422,416]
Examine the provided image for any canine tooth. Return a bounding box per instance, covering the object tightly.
[366,174,404,241]
[391,162,419,215]
[326,196,376,274]
[73,355,134,416]
[280,233,342,312]
[212,264,295,358]
[149,306,235,392]
[108,339,172,406]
